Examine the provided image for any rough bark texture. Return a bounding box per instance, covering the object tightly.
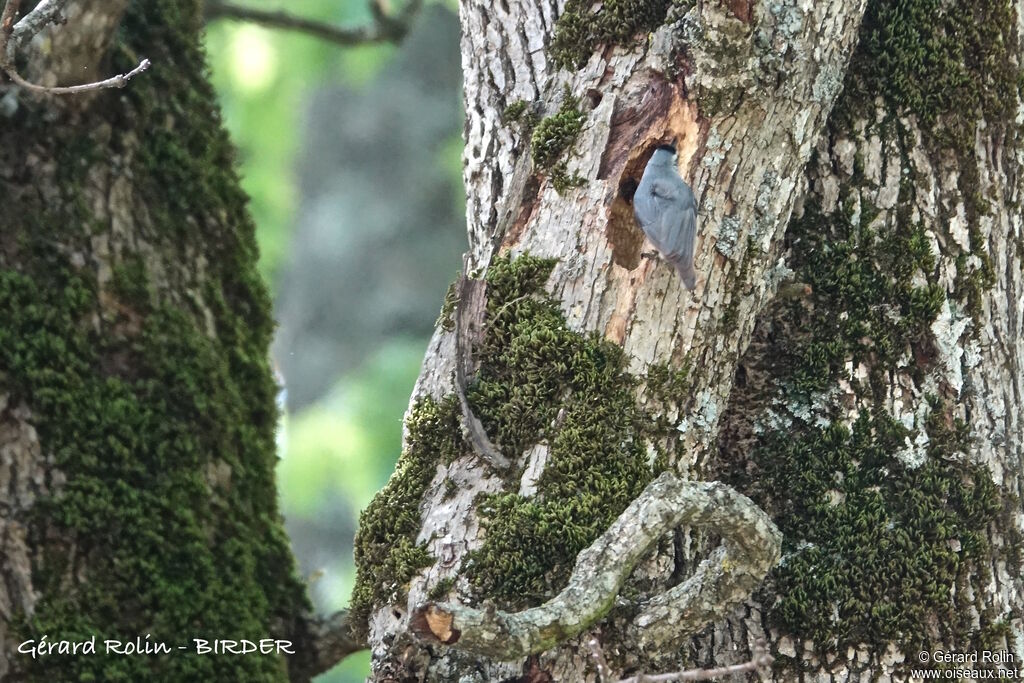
[0,2,315,680]
[354,0,1024,680]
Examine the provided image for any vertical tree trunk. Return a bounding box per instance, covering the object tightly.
[709,0,1024,676]
[0,2,315,680]
[354,0,1024,680]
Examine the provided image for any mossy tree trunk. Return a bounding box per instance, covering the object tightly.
[354,0,1024,680]
[0,2,320,681]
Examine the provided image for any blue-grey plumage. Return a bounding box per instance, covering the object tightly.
[633,144,698,289]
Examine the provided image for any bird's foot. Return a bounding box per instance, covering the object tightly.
[640,251,659,260]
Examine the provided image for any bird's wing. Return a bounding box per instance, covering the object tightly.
[664,204,697,266]
[635,176,679,225]
[649,176,682,200]
[635,174,696,255]
[639,179,687,246]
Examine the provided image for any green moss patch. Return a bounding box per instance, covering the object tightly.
[1,268,304,682]
[504,100,541,130]
[529,89,590,194]
[354,255,690,615]
[835,0,1023,326]
[735,178,998,657]
[462,255,674,604]
[782,193,942,397]
[843,0,1023,146]
[716,0,1018,659]
[437,276,459,332]
[750,410,998,650]
[549,0,677,69]
[531,89,585,168]
[0,1,309,680]
[349,396,461,636]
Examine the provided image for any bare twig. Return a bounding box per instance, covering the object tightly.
[453,257,512,470]
[204,0,422,47]
[3,58,150,94]
[616,639,774,682]
[409,472,782,659]
[0,0,150,95]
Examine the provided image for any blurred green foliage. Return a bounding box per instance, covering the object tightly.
[205,3,463,680]
[278,339,427,527]
[204,0,396,285]
[278,340,426,682]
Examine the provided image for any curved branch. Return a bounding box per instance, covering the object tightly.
[409,472,782,659]
[2,57,149,95]
[453,261,512,470]
[204,0,422,47]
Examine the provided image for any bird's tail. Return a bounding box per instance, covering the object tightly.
[672,258,697,290]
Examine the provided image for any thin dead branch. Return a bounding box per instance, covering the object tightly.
[6,0,66,62]
[0,0,150,95]
[3,57,150,95]
[204,0,422,47]
[588,635,773,682]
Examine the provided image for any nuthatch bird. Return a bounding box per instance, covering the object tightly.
[633,143,698,289]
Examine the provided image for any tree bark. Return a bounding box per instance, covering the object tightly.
[0,2,318,680]
[354,0,1024,680]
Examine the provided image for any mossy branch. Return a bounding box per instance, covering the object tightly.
[409,472,782,659]
[287,610,366,682]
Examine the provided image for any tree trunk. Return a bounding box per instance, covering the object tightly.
[354,0,1024,680]
[0,2,319,680]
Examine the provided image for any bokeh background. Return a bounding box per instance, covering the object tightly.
[203,2,465,679]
